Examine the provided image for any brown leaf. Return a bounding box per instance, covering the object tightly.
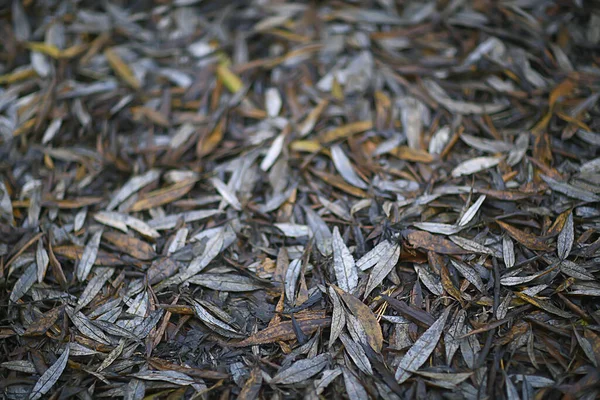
[333,285,383,352]
[23,306,63,336]
[320,120,373,143]
[103,231,156,260]
[129,179,196,212]
[405,230,468,254]
[311,169,368,198]
[231,313,331,346]
[147,357,229,380]
[53,246,133,266]
[104,47,141,89]
[238,367,262,400]
[496,221,551,251]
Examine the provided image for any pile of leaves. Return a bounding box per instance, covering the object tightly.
[1,0,600,399]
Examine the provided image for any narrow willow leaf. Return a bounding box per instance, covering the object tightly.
[187,274,262,292]
[36,239,49,283]
[192,299,238,334]
[260,132,285,172]
[557,211,574,260]
[451,156,502,177]
[503,236,515,269]
[10,263,37,303]
[411,222,462,235]
[77,229,103,282]
[265,87,282,117]
[29,346,69,400]
[96,339,125,372]
[313,368,342,396]
[342,367,368,400]
[275,223,311,237]
[211,177,242,210]
[415,264,444,296]
[356,240,392,271]
[124,379,145,400]
[167,229,224,287]
[285,259,302,304]
[396,307,451,383]
[67,307,111,344]
[1,360,37,373]
[331,145,367,189]
[333,285,383,352]
[458,195,486,227]
[339,333,372,374]
[328,286,345,348]
[304,206,332,256]
[332,226,358,293]
[76,267,114,312]
[271,354,328,384]
[107,169,160,211]
[540,174,600,202]
[130,370,195,385]
[364,243,400,297]
[450,259,485,292]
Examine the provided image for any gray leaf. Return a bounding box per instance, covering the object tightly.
[77,229,103,282]
[557,212,574,260]
[271,354,328,384]
[304,206,333,256]
[332,226,358,293]
[342,367,368,400]
[364,243,400,297]
[396,308,451,383]
[29,346,69,400]
[331,145,367,189]
[328,286,346,348]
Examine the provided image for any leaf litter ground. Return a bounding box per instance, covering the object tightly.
[1,1,600,399]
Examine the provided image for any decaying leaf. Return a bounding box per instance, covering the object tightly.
[271,354,329,384]
[2,1,599,397]
[333,285,383,352]
[364,243,400,297]
[29,346,69,400]
[232,314,331,346]
[332,226,358,293]
[395,307,451,383]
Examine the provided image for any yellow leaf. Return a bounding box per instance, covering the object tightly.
[320,120,373,143]
[104,48,141,89]
[290,140,322,153]
[390,146,435,163]
[25,42,61,58]
[198,118,225,157]
[216,63,243,93]
[0,68,36,84]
